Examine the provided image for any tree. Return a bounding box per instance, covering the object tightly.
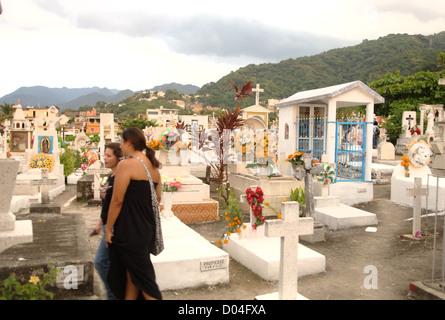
[369,69,445,116]
[0,103,14,124]
[438,52,445,70]
[368,61,445,144]
[192,81,253,204]
[120,117,156,130]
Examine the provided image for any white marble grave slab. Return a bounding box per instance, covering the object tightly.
[151,216,229,291]
[314,203,378,230]
[223,225,325,281]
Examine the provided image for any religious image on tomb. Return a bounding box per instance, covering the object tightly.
[407,140,434,167]
[10,131,30,152]
[234,129,254,154]
[29,153,55,172]
[38,136,53,154]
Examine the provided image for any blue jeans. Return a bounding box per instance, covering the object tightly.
[94,225,115,300]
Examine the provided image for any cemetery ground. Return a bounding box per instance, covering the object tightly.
[8,181,444,300]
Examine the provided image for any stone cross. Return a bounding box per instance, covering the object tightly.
[240,187,260,227]
[264,201,314,299]
[86,167,111,201]
[293,153,322,217]
[252,84,264,106]
[406,177,428,238]
[31,168,58,204]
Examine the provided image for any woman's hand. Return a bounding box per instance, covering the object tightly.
[105,228,113,247]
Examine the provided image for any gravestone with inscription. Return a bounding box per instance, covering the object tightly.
[29,168,61,214]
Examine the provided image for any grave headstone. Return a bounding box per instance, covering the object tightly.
[377,141,395,160]
[257,201,314,300]
[0,159,33,253]
[430,120,445,177]
[29,168,60,214]
[396,111,417,154]
[86,164,111,203]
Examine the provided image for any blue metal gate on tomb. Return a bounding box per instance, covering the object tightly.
[295,116,367,182]
[334,117,367,182]
[296,116,327,163]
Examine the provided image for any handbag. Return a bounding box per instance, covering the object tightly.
[130,155,164,256]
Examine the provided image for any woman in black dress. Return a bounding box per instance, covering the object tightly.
[105,127,163,300]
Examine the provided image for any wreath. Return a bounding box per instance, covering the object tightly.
[315,163,336,186]
[424,106,434,120]
[29,153,54,172]
[246,187,266,229]
[160,128,179,151]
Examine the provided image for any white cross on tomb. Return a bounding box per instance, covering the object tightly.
[252,84,264,106]
[264,201,314,299]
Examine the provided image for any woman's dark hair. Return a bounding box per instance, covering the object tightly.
[105,142,123,159]
[121,127,161,168]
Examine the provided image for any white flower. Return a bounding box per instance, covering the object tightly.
[99,176,108,186]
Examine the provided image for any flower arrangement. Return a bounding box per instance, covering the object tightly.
[410,126,420,136]
[217,186,245,244]
[264,201,281,219]
[161,175,183,192]
[81,150,98,166]
[29,153,54,172]
[147,140,162,150]
[246,187,266,229]
[401,155,410,177]
[286,151,304,166]
[99,176,108,186]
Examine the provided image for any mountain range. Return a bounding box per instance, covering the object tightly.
[2,32,444,111]
[0,83,200,110]
[196,32,445,108]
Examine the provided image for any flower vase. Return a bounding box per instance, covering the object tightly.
[161,192,174,217]
[405,171,410,178]
[292,164,306,181]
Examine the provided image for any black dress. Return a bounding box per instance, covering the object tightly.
[107,180,162,300]
[101,175,115,225]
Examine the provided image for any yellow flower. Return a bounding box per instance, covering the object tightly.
[223,239,229,244]
[277,214,282,219]
[265,202,269,206]
[282,199,287,202]
[236,229,241,233]
[29,276,40,285]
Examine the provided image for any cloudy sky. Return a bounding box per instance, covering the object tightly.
[1,0,444,97]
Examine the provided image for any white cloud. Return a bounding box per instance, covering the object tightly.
[0,0,443,98]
